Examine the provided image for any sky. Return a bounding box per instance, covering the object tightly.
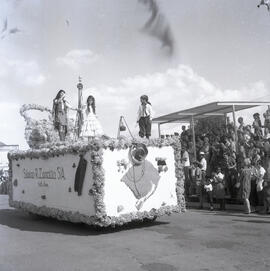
[0,0,270,152]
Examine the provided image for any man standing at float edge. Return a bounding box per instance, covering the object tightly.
[137,95,153,139]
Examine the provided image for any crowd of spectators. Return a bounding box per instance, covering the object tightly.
[0,171,8,195]
[173,108,270,214]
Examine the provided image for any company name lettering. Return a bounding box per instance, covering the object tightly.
[23,167,65,180]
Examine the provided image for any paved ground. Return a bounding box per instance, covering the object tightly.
[0,195,269,271]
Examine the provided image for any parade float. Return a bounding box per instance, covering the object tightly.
[8,81,185,227]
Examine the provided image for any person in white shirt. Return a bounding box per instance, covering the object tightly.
[181,146,191,197]
[255,160,266,208]
[137,95,153,139]
[199,151,207,187]
[199,152,207,171]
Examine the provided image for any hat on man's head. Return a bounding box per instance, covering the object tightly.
[199,151,205,155]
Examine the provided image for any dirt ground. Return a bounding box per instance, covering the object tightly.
[0,195,269,271]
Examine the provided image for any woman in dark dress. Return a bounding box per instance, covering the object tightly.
[52,90,72,141]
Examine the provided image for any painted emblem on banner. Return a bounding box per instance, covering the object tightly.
[120,144,160,210]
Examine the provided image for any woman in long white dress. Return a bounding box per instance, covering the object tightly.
[81,95,103,140]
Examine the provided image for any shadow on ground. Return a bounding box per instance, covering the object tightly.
[0,208,169,236]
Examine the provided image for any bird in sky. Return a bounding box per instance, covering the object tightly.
[257,0,270,11]
[1,17,21,40]
[9,27,21,34]
[1,18,7,33]
[141,0,158,29]
[139,0,174,55]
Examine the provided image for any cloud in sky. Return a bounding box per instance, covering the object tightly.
[0,56,46,87]
[0,101,24,145]
[1,0,270,159]
[10,60,46,86]
[97,65,269,114]
[80,65,269,138]
[0,63,269,148]
[56,49,100,70]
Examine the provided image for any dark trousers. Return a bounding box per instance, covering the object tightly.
[249,178,258,207]
[206,191,214,207]
[139,116,152,138]
[257,191,264,206]
[184,166,190,197]
[201,170,206,184]
[217,199,226,210]
[198,184,204,207]
[226,169,238,199]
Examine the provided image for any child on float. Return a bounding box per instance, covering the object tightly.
[80,95,103,141]
[137,95,153,139]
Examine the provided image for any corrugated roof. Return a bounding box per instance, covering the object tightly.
[153,101,270,124]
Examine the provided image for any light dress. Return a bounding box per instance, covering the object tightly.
[81,106,103,137]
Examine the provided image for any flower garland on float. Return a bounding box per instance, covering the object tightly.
[20,104,59,148]
[12,105,186,227]
[8,136,185,227]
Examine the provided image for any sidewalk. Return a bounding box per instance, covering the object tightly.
[186,201,244,211]
[185,195,264,212]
